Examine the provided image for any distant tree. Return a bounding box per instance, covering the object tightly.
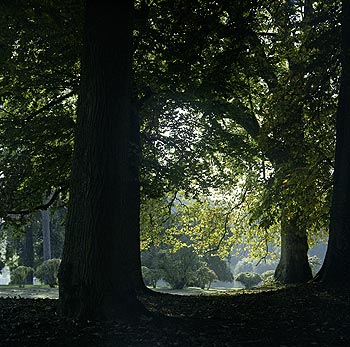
[141,266,162,288]
[195,263,218,290]
[41,208,51,261]
[204,255,233,283]
[308,255,322,277]
[159,247,202,289]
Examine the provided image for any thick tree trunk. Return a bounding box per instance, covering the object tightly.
[271,115,312,285]
[316,1,350,285]
[41,209,51,261]
[275,213,312,284]
[58,1,146,320]
[21,224,34,285]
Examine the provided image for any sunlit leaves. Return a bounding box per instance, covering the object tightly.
[140,187,281,261]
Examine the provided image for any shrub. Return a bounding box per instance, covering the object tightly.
[261,270,276,285]
[35,258,61,287]
[235,272,262,288]
[10,266,33,287]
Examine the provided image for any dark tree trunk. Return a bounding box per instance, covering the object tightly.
[59,1,146,319]
[21,225,34,285]
[41,209,51,261]
[316,1,350,285]
[275,213,312,284]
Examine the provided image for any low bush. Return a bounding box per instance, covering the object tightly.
[35,259,61,287]
[235,272,262,289]
[261,270,277,285]
[10,266,33,287]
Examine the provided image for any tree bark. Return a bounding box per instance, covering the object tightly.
[59,1,146,319]
[21,224,34,285]
[275,213,312,284]
[316,0,350,285]
[41,209,51,261]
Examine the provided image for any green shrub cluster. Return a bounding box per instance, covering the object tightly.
[35,258,61,287]
[235,272,262,288]
[261,270,277,285]
[10,266,33,287]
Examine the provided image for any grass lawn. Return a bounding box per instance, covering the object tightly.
[0,284,58,299]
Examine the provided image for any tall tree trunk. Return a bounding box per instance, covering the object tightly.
[275,213,312,284]
[41,209,51,261]
[246,5,314,284]
[59,1,146,319]
[316,0,350,285]
[21,224,34,285]
[270,109,313,284]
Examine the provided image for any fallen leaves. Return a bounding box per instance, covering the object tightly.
[0,284,349,346]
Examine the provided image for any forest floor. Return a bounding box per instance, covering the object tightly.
[0,283,349,346]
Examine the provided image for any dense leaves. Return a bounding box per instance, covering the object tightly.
[0,1,80,220]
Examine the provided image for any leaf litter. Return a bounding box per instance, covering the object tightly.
[0,284,349,346]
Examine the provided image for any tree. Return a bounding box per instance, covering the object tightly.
[159,247,202,289]
[316,0,350,285]
[195,263,218,289]
[139,0,338,284]
[21,224,34,285]
[41,208,51,261]
[0,1,79,219]
[141,266,162,288]
[58,1,146,319]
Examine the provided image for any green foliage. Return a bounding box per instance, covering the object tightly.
[35,258,61,287]
[0,0,340,272]
[0,1,79,224]
[308,255,322,276]
[194,263,218,290]
[261,270,276,285]
[141,246,231,290]
[141,266,162,288]
[159,247,201,289]
[204,255,233,282]
[141,191,280,262]
[10,266,33,287]
[235,272,262,289]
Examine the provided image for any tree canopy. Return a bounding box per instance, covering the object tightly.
[0,0,348,319]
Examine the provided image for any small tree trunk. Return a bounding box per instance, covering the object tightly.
[21,225,34,285]
[41,209,51,261]
[275,214,312,284]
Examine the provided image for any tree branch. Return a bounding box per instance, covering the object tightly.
[7,188,63,217]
